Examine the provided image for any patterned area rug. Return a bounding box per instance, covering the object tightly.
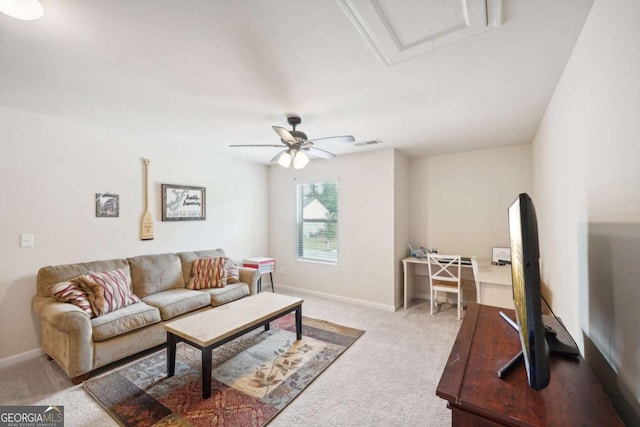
[84,314,364,426]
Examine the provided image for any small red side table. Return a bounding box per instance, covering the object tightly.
[243,257,276,293]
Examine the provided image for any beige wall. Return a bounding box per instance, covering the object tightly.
[267,145,527,310]
[0,106,269,362]
[409,145,532,259]
[532,0,640,422]
[268,149,396,309]
[393,150,410,309]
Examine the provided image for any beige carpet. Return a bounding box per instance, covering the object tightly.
[0,291,461,426]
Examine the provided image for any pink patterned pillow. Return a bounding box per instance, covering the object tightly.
[187,257,226,289]
[48,279,95,318]
[77,269,140,317]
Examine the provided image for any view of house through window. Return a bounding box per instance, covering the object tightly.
[296,181,338,264]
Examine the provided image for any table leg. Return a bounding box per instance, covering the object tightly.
[202,347,212,399]
[295,305,302,340]
[167,332,176,377]
[265,322,270,331]
[403,260,409,310]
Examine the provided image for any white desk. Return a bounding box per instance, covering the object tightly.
[474,262,513,309]
[402,257,513,310]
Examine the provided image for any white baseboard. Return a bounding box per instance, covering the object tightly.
[275,284,396,312]
[0,347,44,369]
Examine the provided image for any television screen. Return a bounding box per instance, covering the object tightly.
[508,193,550,390]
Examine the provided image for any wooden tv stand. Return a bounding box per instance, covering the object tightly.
[436,304,622,426]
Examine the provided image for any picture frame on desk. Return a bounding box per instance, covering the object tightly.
[492,247,510,264]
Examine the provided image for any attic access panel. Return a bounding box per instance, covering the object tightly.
[338,0,502,66]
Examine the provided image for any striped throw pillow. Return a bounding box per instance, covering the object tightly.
[78,269,140,317]
[48,279,95,318]
[187,257,226,289]
[225,258,240,284]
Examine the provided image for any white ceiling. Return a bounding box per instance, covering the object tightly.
[0,0,594,164]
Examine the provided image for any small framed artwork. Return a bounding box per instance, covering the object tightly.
[162,184,206,221]
[95,193,119,218]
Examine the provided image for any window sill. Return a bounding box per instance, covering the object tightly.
[297,258,337,266]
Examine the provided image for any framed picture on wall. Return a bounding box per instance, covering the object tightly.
[162,184,206,221]
[95,193,119,218]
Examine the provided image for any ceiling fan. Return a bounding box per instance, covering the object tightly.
[230,115,355,169]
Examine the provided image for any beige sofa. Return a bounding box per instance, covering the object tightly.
[31,249,259,383]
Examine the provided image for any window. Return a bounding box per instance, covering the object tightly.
[296,181,338,264]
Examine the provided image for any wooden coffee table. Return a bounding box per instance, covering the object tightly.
[164,292,303,399]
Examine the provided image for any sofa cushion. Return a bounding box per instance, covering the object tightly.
[177,249,226,287]
[91,302,161,342]
[48,279,94,317]
[127,253,185,298]
[78,268,141,317]
[201,282,250,307]
[37,258,128,298]
[187,257,226,290]
[142,289,210,321]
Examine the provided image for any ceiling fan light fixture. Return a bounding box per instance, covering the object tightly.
[293,150,309,169]
[278,151,292,168]
[231,115,350,167]
[0,0,43,20]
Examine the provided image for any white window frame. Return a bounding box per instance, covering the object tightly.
[296,181,338,265]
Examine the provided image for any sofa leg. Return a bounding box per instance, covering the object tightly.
[71,373,91,385]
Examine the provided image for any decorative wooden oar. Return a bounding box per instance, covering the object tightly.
[140,159,154,240]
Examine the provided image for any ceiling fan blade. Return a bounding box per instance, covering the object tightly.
[307,135,355,144]
[270,150,287,162]
[307,146,336,159]
[272,126,296,145]
[229,144,284,147]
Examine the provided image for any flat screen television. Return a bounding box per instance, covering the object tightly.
[505,193,580,390]
[508,193,550,390]
[498,193,580,390]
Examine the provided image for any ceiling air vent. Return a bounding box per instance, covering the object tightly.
[353,139,383,147]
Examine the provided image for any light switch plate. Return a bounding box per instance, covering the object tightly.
[20,233,34,247]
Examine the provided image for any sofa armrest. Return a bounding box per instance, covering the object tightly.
[32,296,94,379]
[239,267,260,295]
